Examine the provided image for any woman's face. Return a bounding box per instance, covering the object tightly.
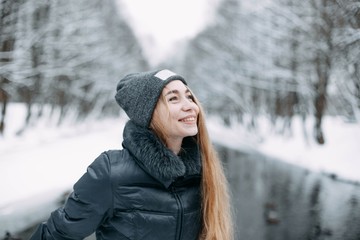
[153,80,200,142]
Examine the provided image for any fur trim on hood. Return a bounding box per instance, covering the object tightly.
[122,120,201,188]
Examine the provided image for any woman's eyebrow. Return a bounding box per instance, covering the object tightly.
[165,89,190,96]
[165,90,179,96]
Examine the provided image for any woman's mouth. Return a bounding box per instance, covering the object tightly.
[179,116,196,123]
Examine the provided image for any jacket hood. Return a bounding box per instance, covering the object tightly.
[122,120,201,188]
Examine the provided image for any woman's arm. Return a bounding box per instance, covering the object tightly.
[29,152,113,240]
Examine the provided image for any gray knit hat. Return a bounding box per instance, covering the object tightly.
[115,69,187,128]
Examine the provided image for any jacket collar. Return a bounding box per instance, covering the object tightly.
[122,120,201,188]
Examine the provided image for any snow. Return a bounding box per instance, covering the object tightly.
[257,117,360,183]
[1,103,360,235]
[207,115,360,183]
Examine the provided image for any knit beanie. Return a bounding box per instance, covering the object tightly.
[115,69,187,128]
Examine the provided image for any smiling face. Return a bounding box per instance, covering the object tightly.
[152,80,200,146]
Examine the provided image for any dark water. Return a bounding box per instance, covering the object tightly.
[217,145,360,240]
[5,146,360,240]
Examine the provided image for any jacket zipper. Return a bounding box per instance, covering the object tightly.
[172,187,184,240]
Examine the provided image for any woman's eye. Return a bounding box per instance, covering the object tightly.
[169,96,178,102]
[187,95,194,101]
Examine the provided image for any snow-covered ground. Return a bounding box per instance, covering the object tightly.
[0,103,359,235]
[208,115,360,183]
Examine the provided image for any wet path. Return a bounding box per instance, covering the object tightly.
[217,145,360,240]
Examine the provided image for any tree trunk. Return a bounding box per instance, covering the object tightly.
[314,55,330,144]
[0,85,8,135]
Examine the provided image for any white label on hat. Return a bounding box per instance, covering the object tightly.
[154,69,177,80]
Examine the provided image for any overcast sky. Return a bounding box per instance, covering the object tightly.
[117,0,220,65]
[116,0,273,65]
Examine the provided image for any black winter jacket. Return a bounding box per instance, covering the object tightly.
[30,120,202,240]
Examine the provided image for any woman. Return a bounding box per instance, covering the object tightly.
[30,69,233,240]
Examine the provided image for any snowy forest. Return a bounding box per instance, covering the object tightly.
[1,0,359,144]
[176,0,360,145]
[0,0,149,135]
[1,0,360,239]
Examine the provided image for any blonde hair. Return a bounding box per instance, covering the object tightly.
[151,89,233,240]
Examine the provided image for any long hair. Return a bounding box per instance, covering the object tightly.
[150,88,233,240]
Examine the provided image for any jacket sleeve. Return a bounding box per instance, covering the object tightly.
[29,152,113,240]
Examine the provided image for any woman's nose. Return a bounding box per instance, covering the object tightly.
[181,98,195,111]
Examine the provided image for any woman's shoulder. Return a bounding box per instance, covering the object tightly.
[100,149,159,186]
[98,149,134,167]
[86,149,132,174]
